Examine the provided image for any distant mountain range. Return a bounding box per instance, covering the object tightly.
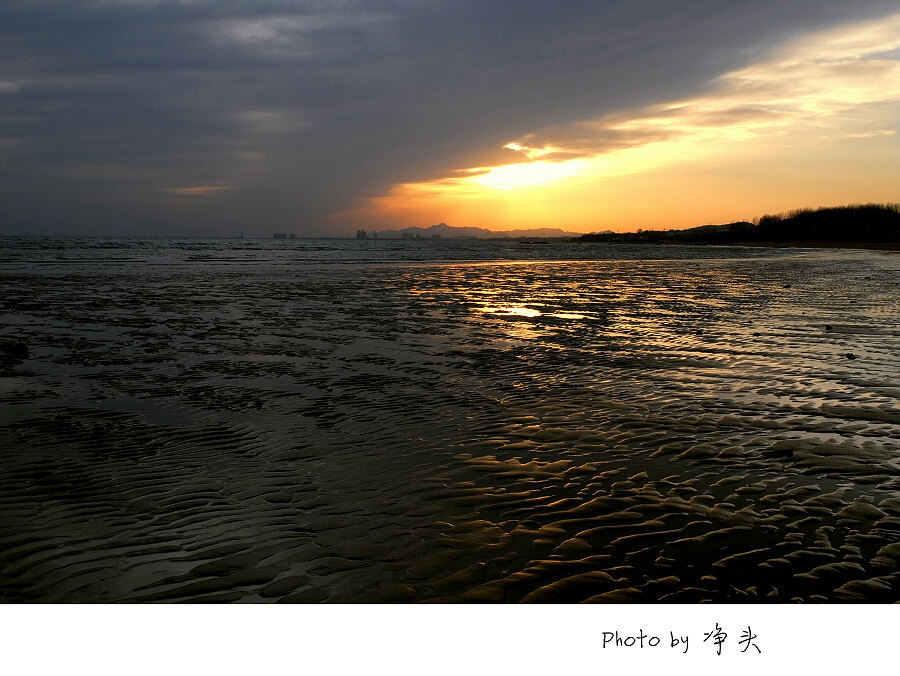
[354,204,900,246]
[363,222,586,239]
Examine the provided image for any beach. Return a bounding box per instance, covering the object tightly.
[1,239,898,602]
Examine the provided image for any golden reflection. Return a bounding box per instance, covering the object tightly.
[476,306,542,317]
[548,312,586,320]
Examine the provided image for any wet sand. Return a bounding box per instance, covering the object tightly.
[1,250,899,602]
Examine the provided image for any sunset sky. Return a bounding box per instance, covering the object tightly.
[1,1,897,237]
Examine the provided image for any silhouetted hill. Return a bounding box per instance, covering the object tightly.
[576,204,900,246]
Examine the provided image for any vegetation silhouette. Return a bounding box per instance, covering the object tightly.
[576,203,900,247]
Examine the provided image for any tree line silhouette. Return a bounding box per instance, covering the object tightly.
[576,203,900,246]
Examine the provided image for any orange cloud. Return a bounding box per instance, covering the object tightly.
[162,185,232,198]
[334,13,900,233]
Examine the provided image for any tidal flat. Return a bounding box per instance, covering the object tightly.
[1,240,898,602]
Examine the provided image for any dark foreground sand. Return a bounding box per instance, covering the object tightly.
[1,251,898,602]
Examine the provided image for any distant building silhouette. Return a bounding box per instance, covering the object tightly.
[356,229,367,240]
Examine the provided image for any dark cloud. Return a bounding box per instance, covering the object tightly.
[0,0,895,235]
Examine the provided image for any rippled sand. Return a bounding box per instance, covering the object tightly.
[2,250,899,602]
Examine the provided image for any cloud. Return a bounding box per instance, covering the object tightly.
[1,1,898,235]
[231,109,307,136]
[206,9,393,57]
[162,184,232,198]
[395,12,900,193]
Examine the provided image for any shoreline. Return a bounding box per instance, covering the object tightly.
[2,244,898,603]
[575,239,900,252]
[734,240,900,251]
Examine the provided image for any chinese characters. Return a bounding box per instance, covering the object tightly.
[601,625,761,655]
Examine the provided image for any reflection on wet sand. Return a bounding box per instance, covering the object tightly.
[1,251,898,602]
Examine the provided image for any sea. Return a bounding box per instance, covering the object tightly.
[1,236,898,603]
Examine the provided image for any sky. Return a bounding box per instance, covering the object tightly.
[1,1,897,237]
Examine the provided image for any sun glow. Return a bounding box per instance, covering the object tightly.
[469,159,586,190]
[333,13,900,233]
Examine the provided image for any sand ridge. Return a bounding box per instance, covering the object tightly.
[1,247,898,602]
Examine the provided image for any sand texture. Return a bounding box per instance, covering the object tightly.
[1,244,899,602]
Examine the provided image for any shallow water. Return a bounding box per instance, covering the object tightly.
[1,239,899,602]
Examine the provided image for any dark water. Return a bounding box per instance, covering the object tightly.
[1,238,898,602]
[0,235,784,266]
